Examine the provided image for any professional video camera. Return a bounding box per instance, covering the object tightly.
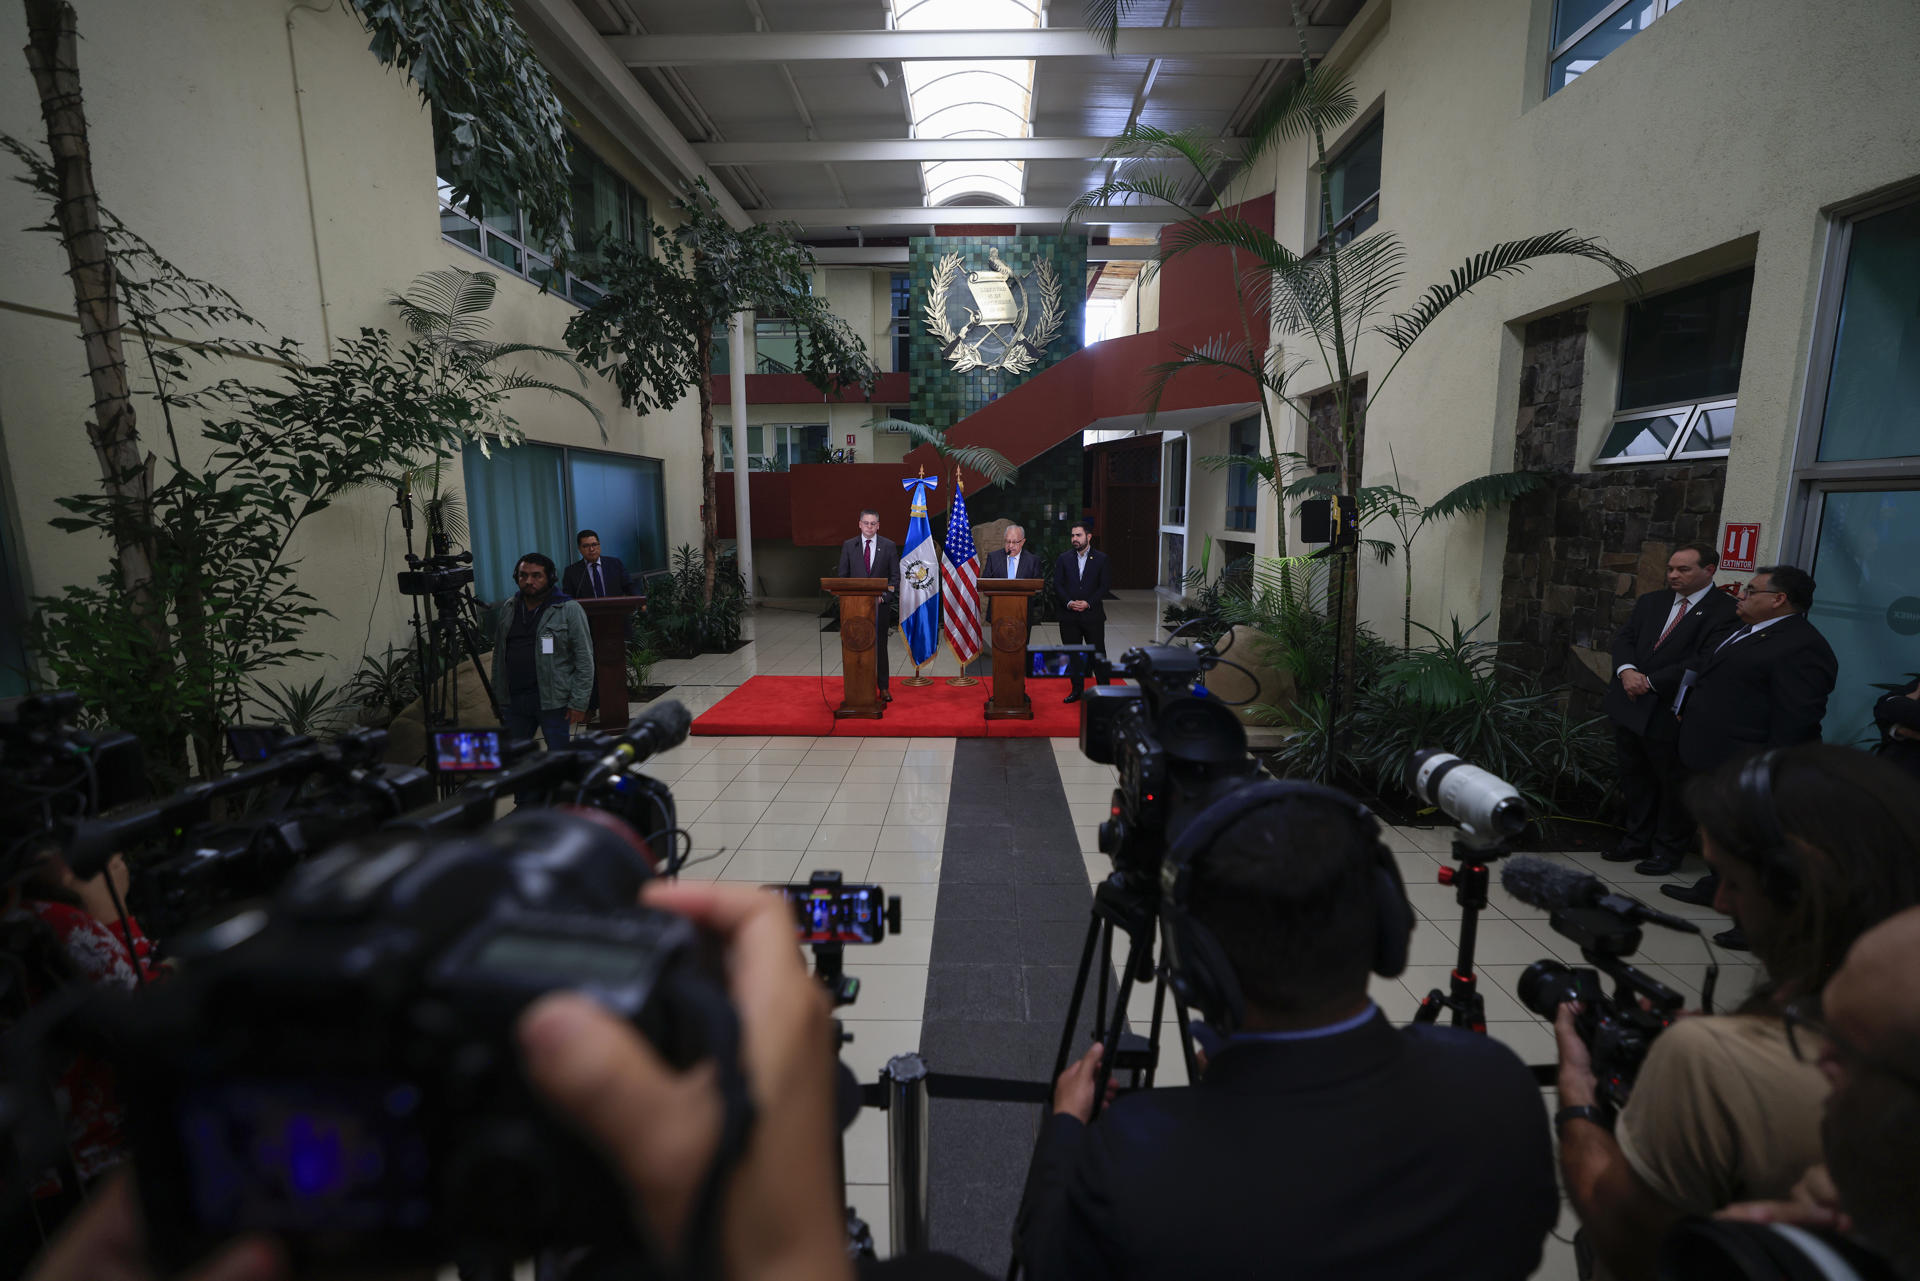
[1,691,148,880]
[397,548,476,598]
[1031,640,1261,895]
[1502,854,1708,1115]
[104,804,743,1276]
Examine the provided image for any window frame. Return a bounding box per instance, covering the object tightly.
[1225,415,1260,533]
[1313,113,1383,255]
[1594,395,1736,467]
[1158,432,1191,598]
[1547,0,1686,97]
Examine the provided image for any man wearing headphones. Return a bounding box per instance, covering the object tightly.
[1014,782,1558,1281]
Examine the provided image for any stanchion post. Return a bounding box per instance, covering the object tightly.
[885,1052,931,1255]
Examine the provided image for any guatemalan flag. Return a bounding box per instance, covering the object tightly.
[898,472,942,671]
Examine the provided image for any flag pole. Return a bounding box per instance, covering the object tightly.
[901,462,935,688]
[947,464,980,686]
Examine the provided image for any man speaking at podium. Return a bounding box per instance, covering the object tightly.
[836,508,900,703]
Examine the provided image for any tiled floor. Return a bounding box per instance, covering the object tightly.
[628,595,1749,1278]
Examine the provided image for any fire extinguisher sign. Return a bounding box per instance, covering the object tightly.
[1721,522,1760,572]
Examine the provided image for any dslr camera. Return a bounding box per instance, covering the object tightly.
[1031,641,1260,895]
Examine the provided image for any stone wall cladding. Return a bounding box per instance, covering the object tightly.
[1499,306,1728,707]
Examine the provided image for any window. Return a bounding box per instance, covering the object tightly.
[1226,415,1260,533]
[1160,433,1190,595]
[1548,0,1687,97]
[721,424,830,472]
[436,122,648,307]
[891,0,1041,207]
[890,273,912,372]
[1787,194,1920,745]
[1317,116,1382,251]
[1163,436,1188,525]
[461,443,667,602]
[1596,268,1751,464]
[754,318,805,374]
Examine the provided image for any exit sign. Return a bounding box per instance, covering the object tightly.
[1722,522,1761,572]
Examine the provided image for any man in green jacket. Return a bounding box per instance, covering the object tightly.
[491,552,594,752]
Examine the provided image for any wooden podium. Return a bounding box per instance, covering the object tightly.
[980,578,1043,719]
[578,595,643,731]
[823,577,889,719]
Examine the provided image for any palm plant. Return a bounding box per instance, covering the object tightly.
[863,416,1020,488]
[247,675,351,741]
[1071,5,1638,722]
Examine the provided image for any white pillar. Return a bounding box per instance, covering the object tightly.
[728,309,754,605]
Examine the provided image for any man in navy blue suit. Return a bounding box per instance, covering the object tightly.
[1051,522,1111,703]
[560,529,633,600]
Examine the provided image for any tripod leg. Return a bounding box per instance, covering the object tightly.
[1051,913,1104,1084]
[1168,989,1200,1084]
[1139,971,1171,1088]
[1089,929,1150,1121]
[1092,919,1114,1054]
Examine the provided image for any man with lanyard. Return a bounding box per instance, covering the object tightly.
[491,552,594,755]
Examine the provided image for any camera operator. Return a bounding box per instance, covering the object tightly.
[490,552,594,752]
[21,882,858,1281]
[1015,784,1558,1281]
[1555,744,1920,1279]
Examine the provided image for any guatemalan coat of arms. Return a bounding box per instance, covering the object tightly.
[922,248,1066,376]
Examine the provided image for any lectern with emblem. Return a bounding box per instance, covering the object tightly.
[822,577,889,718]
[979,578,1044,719]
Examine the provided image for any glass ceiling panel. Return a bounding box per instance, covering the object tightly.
[890,0,1039,206]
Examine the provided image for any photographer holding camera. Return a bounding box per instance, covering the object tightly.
[1014,782,1558,1281]
[23,881,859,1281]
[1555,744,1920,1279]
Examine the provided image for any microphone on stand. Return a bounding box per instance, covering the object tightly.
[1500,856,1702,934]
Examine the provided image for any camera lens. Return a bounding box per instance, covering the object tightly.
[1517,959,1581,1021]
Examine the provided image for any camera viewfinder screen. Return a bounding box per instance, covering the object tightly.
[431,729,503,773]
[178,1078,433,1236]
[772,884,885,944]
[1029,648,1092,678]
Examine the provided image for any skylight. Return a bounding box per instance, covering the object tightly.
[891,0,1041,207]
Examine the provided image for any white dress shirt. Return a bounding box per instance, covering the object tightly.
[1618,583,1715,676]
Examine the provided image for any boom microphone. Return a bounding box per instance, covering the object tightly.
[1500,855,1701,934]
[595,699,694,775]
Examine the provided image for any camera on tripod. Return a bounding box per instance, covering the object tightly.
[2,691,149,877]
[397,549,475,598]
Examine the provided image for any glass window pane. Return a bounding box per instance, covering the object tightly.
[1549,3,1656,93]
[1161,531,1186,592]
[485,233,522,274]
[462,442,569,603]
[570,451,668,576]
[1324,118,1383,229]
[440,207,482,254]
[1618,268,1754,410]
[1679,403,1735,453]
[1227,415,1260,532]
[1164,437,1188,524]
[1553,0,1622,46]
[1599,412,1684,460]
[1818,201,1920,462]
[1808,488,1920,745]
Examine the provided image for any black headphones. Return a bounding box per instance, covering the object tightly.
[1736,748,1802,899]
[1157,779,1416,1036]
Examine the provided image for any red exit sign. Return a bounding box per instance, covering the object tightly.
[1722,522,1761,572]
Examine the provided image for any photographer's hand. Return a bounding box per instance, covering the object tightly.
[1554,1002,1599,1108]
[26,1176,285,1281]
[1052,1041,1111,1122]
[520,883,851,1281]
[1716,1164,1852,1233]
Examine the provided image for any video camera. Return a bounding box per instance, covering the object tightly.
[1,691,148,882]
[1032,641,1261,896]
[397,548,475,598]
[1502,855,1705,1115]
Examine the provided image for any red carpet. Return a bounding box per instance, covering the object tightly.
[690,674,1115,738]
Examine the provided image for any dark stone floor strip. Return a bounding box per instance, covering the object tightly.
[920,738,1099,1275]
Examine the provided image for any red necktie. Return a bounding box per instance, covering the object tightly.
[864,540,873,574]
[1654,597,1687,648]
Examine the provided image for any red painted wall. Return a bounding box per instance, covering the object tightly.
[705,371,910,406]
[717,463,947,546]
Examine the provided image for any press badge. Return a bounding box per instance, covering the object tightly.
[542,637,554,654]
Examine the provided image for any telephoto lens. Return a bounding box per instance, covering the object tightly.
[1516,959,1602,1020]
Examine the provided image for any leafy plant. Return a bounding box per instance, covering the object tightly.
[625,643,660,694]
[566,180,878,605]
[247,676,352,741]
[862,416,1020,488]
[347,0,574,253]
[638,544,746,658]
[346,645,422,722]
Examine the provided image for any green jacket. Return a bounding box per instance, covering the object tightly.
[491,592,595,712]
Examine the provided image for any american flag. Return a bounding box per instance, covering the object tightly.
[941,475,981,663]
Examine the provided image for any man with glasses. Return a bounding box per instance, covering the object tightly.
[1665,565,1838,932]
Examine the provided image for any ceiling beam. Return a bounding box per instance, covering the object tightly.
[607,26,1342,65]
[698,137,1144,163]
[807,244,1158,264]
[764,205,1185,226]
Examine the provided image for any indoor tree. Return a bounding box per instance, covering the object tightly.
[564,180,878,604]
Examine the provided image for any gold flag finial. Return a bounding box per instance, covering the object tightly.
[918,462,925,478]
[954,465,964,492]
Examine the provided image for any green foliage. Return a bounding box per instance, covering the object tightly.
[625,642,659,694]
[248,675,352,740]
[347,0,574,253]
[863,416,1019,487]
[346,645,421,722]
[639,545,747,658]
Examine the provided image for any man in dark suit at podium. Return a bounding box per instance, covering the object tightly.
[1053,522,1112,703]
[561,529,633,600]
[1601,542,1740,876]
[983,523,1042,646]
[835,509,900,702]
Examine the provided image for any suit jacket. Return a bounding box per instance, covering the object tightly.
[1014,1014,1557,1281]
[1051,548,1112,623]
[1677,612,1839,772]
[981,549,1042,615]
[561,555,633,600]
[834,535,900,607]
[1604,585,1740,736]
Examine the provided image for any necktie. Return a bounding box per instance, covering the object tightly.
[1654,596,1686,648]
[591,563,604,597]
[1716,625,1753,652]
[864,540,873,573]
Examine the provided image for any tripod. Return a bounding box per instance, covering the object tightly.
[1411,830,1516,1031]
[1051,874,1201,1119]
[396,482,495,736]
